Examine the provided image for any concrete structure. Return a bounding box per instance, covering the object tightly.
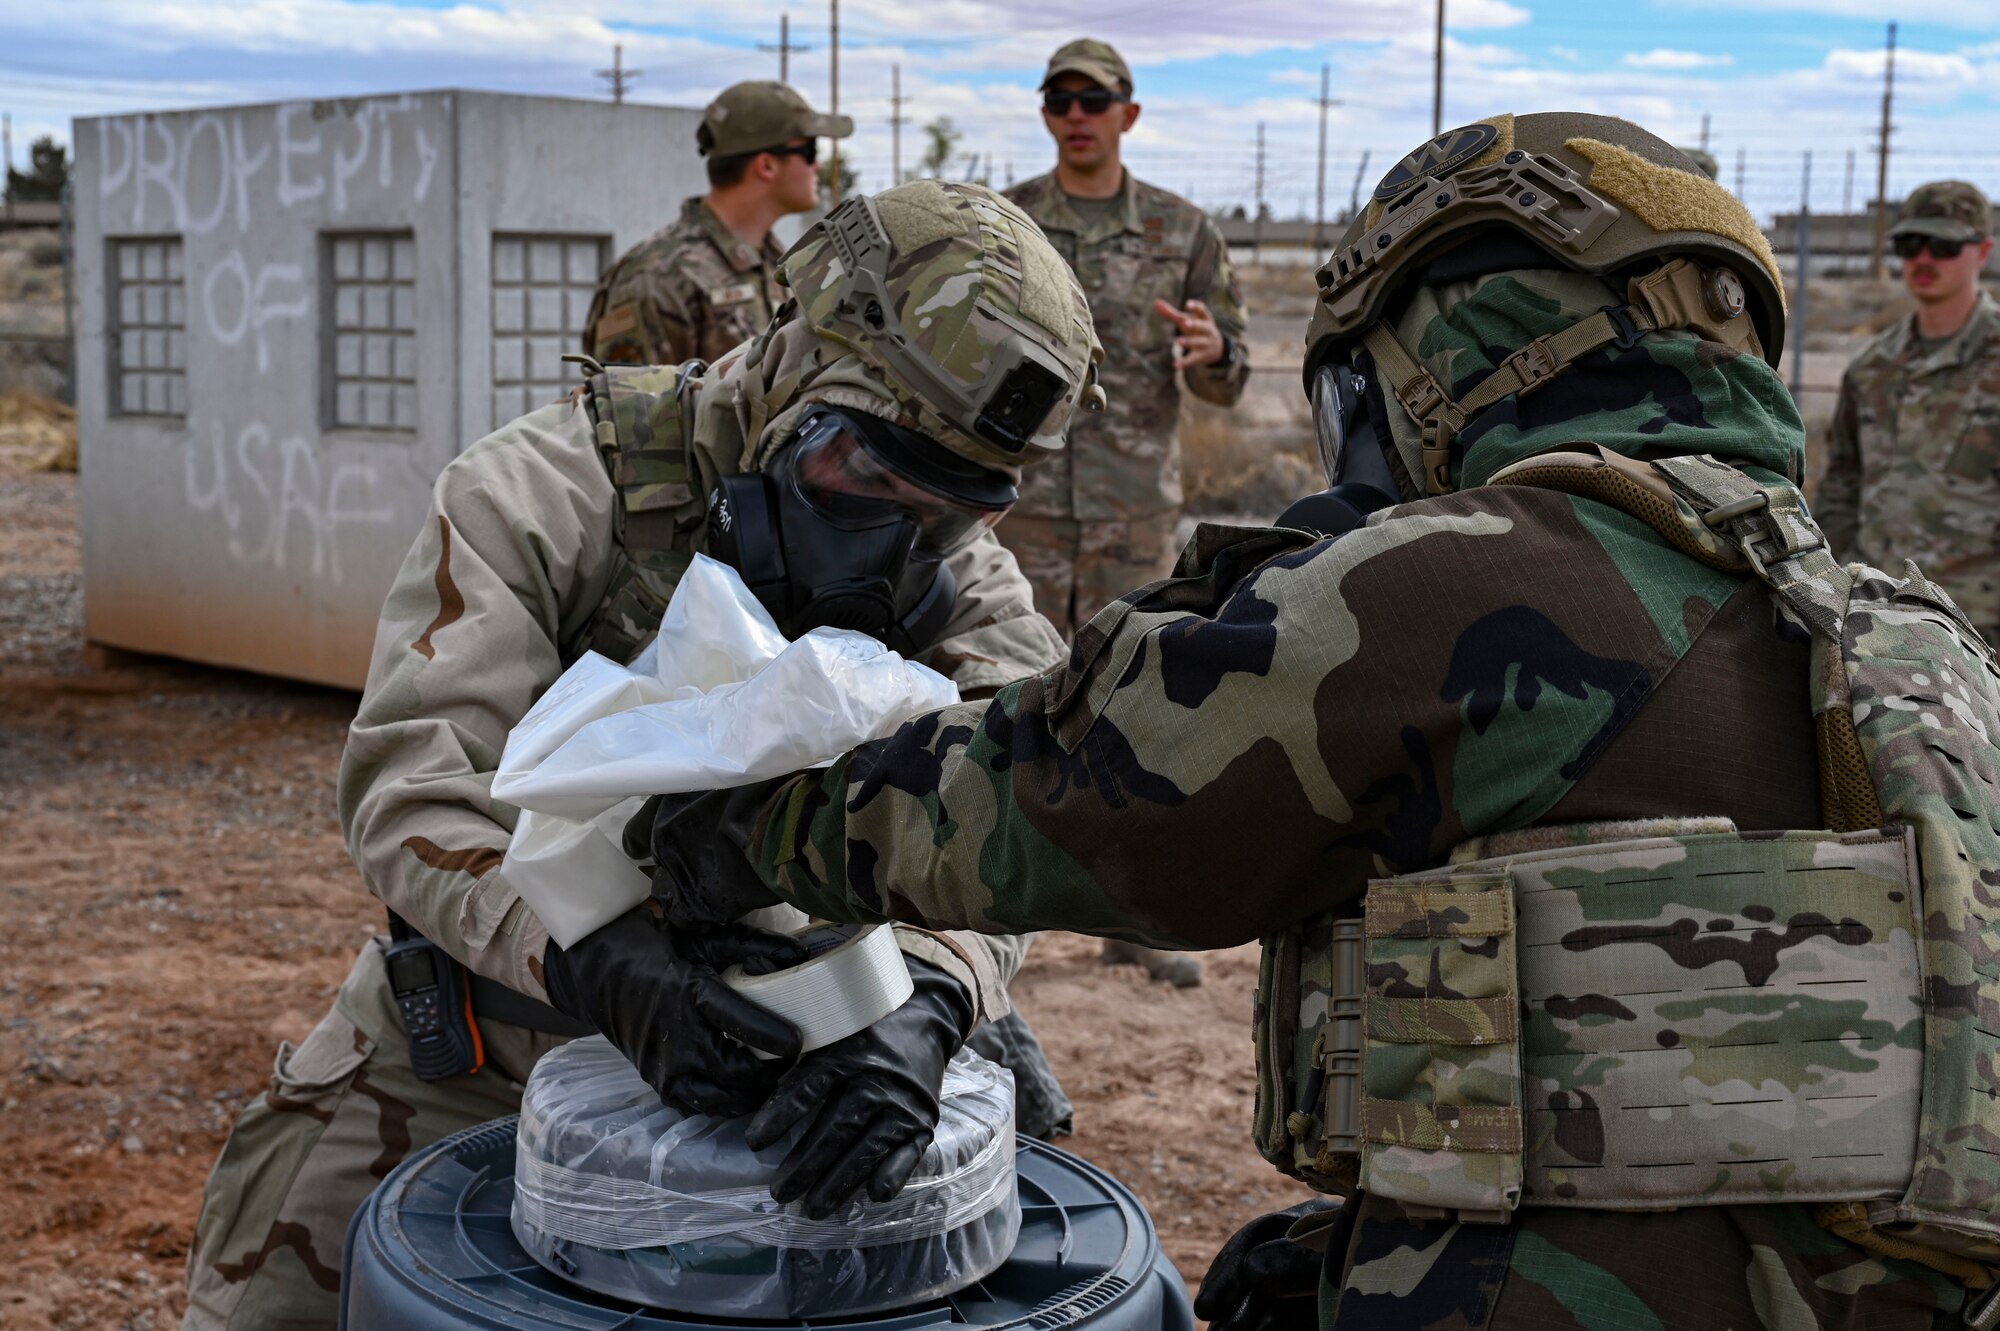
[72,91,709,688]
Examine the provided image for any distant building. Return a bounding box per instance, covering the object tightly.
[73,91,708,687]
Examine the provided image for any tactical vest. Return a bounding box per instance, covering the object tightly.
[574,362,713,665]
[1253,449,2000,1291]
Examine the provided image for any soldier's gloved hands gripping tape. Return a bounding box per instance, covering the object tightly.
[1194,1198,1347,1331]
[624,784,786,929]
[743,954,975,1219]
[542,905,807,1118]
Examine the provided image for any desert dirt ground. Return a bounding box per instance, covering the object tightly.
[0,437,1316,1329]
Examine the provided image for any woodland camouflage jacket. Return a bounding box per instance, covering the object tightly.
[1004,171,1250,520]
[739,269,1968,1326]
[334,366,1061,1024]
[1820,291,2000,628]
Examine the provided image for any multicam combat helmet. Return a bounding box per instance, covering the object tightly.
[1305,113,1786,495]
[779,179,1104,473]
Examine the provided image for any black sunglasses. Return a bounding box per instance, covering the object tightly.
[1042,90,1126,117]
[767,140,819,166]
[1893,233,1981,260]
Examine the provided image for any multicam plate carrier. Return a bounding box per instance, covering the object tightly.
[1254,451,2000,1293]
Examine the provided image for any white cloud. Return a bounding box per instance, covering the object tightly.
[1623,49,1736,70]
[1550,45,1581,61]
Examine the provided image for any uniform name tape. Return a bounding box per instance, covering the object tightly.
[722,921,914,1054]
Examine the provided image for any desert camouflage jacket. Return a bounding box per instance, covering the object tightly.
[334,361,1062,1022]
[741,269,1964,1325]
[1820,290,2000,628]
[581,197,786,366]
[1004,171,1250,520]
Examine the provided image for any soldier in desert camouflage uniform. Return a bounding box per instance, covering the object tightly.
[1005,38,1251,987]
[580,81,851,366]
[181,180,1098,1331]
[653,117,1986,1329]
[1821,179,2000,639]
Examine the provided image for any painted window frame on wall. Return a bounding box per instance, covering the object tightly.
[489,232,609,432]
[107,236,189,419]
[321,230,419,434]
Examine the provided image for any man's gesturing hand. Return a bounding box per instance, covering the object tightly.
[1153,297,1226,370]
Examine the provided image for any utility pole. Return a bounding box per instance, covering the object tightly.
[1347,150,1372,222]
[1699,113,1710,153]
[758,13,813,84]
[1840,147,1856,275]
[1432,0,1446,137]
[594,44,641,104]
[829,0,841,205]
[1313,63,1343,254]
[1253,121,1266,263]
[2,114,11,225]
[889,64,909,184]
[1792,151,1811,398]
[1735,146,1746,200]
[1871,20,1897,280]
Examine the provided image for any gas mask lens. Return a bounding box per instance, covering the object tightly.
[1311,364,1348,488]
[781,408,1017,558]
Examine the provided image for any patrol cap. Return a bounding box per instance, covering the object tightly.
[1040,39,1133,95]
[699,81,854,158]
[1891,180,1993,243]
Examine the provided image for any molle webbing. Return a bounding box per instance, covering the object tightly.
[1303,826,1927,1218]
[581,363,708,662]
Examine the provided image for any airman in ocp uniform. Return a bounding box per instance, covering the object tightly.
[1821,179,2000,640]
[581,81,851,366]
[1003,37,1252,988]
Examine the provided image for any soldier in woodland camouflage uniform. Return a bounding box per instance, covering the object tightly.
[580,81,852,366]
[1005,38,1251,987]
[1821,180,2000,638]
[655,117,1985,1329]
[181,181,1096,1331]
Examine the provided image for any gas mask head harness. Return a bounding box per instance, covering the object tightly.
[706,404,1016,656]
[1281,114,1786,537]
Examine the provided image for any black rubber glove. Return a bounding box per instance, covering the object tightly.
[622,782,788,929]
[542,904,808,1117]
[742,955,975,1219]
[1194,1198,1344,1331]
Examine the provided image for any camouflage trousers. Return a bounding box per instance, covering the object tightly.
[184,938,1072,1330]
[1319,1192,1964,1330]
[995,509,1182,640]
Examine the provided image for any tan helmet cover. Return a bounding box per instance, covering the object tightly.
[1303,112,1786,390]
[778,179,1104,473]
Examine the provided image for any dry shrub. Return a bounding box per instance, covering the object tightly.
[0,391,78,471]
[1181,393,1318,519]
[27,233,64,267]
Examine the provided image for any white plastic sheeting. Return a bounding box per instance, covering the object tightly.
[491,555,959,948]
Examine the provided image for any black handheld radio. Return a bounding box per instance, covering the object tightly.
[384,915,485,1081]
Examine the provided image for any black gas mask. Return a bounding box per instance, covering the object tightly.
[1276,352,1407,540]
[706,406,1017,657]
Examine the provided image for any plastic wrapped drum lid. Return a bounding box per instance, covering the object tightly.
[512,1037,1020,1318]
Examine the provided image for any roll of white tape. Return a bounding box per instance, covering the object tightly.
[721,922,914,1054]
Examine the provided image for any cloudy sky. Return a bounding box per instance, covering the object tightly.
[6,0,2000,223]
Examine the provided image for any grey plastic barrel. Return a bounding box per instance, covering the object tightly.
[341,1116,1196,1330]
